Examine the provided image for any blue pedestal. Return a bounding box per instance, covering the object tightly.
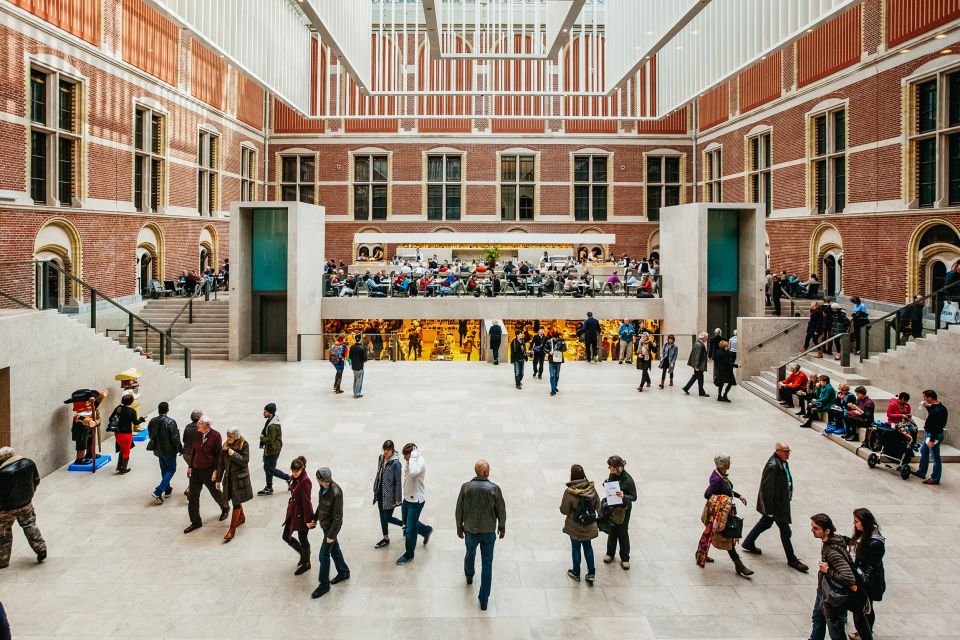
[68,454,112,472]
[132,430,149,442]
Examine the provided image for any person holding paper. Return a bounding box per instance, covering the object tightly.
[602,455,636,570]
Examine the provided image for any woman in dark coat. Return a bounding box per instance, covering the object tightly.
[849,508,885,637]
[283,456,314,574]
[635,332,653,392]
[218,427,253,542]
[697,454,753,577]
[603,456,636,570]
[712,340,737,402]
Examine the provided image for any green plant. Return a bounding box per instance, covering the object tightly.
[483,246,501,267]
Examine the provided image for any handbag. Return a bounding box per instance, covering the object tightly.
[720,514,743,539]
[551,350,563,363]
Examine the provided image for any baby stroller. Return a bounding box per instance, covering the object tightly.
[865,420,916,480]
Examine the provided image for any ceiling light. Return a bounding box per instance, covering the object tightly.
[691,30,699,35]
[806,28,813,33]
[900,48,910,54]
[941,49,953,54]
[935,34,947,39]
[646,31,653,36]
[676,45,683,50]
[761,55,767,60]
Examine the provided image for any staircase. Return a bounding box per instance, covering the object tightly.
[133,295,229,360]
[742,340,960,464]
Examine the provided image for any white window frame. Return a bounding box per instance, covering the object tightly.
[197,129,220,216]
[704,147,722,203]
[133,104,167,213]
[28,64,83,207]
[279,153,316,204]
[809,105,847,214]
[240,145,257,202]
[426,154,463,221]
[572,154,609,221]
[746,130,772,217]
[500,153,537,221]
[644,153,683,221]
[353,153,389,220]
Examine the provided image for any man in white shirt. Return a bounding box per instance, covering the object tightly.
[395,443,433,565]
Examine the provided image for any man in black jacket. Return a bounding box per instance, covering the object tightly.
[530,328,547,379]
[348,334,367,399]
[0,447,46,568]
[147,402,182,504]
[488,321,503,364]
[682,332,710,397]
[455,460,506,611]
[741,442,809,573]
[509,332,526,389]
[310,466,349,599]
[580,312,601,362]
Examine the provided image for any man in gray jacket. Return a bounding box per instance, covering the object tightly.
[310,466,350,599]
[682,332,710,396]
[455,460,506,611]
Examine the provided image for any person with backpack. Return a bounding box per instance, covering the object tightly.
[847,508,884,639]
[147,402,182,504]
[329,335,347,394]
[559,464,602,584]
[808,513,873,640]
[257,403,289,496]
[348,334,367,399]
[112,392,145,475]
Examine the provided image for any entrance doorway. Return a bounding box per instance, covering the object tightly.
[707,295,734,337]
[257,295,287,354]
[823,251,842,297]
[0,367,9,448]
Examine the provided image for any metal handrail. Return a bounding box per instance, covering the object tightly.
[166,283,206,330]
[746,320,804,352]
[36,260,192,379]
[859,281,955,361]
[775,333,850,383]
[0,290,32,309]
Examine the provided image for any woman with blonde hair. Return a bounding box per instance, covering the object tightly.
[218,427,253,542]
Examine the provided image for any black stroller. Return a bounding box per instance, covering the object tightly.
[865,420,916,480]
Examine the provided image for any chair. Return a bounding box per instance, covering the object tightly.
[148,280,174,299]
[165,280,183,297]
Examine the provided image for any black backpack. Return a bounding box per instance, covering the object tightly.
[106,406,121,432]
[573,494,598,525]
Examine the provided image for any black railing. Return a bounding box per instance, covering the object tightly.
[747,320,804,352]
[776,333,850,383]
[36,260,192,379]
[859,282,955,362]
[164,283,207,354]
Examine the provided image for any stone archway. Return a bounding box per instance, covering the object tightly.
[34,218,83,304]
[907,218,960,299]
[137,222,164,296]
[809,222,843,295]
[199,225,217,272]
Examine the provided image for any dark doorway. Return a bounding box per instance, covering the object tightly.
[258,295,287,354]
[932,260,948,297]
[0,367,9,448]
[199,248,208,273]
[824,254,837,297]
[707,295,734,338]
[139,253,153,297]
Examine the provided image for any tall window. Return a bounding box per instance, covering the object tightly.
[573,155,608,221]
[279,155,315,204]
[500,154,535,220]
[29,66,82,206]
[747,132,772,216]
[910,70,960,208]
[197,131,219,215]
[354,154,388,220]
[704,148,722,202]
[810,108,846,213]
[133,106,166,212]
[240,147,257,201]
[427,155,462,220]
[645,155,681,221]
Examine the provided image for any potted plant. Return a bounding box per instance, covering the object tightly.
[483,247,501,268]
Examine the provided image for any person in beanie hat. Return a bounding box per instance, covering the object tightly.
[258,403,289,496]
[310,466,350,598]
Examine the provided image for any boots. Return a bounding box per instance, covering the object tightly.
[733,558,754,577]
[237,506,245,526]
[116,457,130,474]
[224,507,242,542]
[295,543,312,575]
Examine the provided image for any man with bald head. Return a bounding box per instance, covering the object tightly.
[455,459,507,611]
[741,442,809,573]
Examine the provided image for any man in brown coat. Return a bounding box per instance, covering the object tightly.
[183,416,228,534]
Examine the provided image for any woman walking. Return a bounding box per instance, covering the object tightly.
[658,334,678,388]
[559,464,602,584]
[602,456,636,570]
[112,392,144,474]
[712,340,737,402]
[635,332,653,392]
[283,456,313,574]
[372,439,404,549]
[697,454,753,577]
[218,427,253,542]
[848,508,884,640]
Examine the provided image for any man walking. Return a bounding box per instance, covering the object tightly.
[147,402,182,504]
[257,403,290,496]
[396,443,433,565]
[458,319,468,346]
[741,442,809,572]
[183,416,229,534]
[617,318,635,364]
[915,389,948,485]
[682,332,710,396]
[329,334,347,394]
[0,447,46,568]
[580,312,601,362]
[181,409,201,497]
[348,334,367,399]
[309,466,350,599]
[509,331,526,389]
[530,327,547,379]
[488,320,503,365]
[455,460,506,611]
[808,513,872,640]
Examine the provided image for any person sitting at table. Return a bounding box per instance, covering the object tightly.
[466,275,480,297]
[563,275,577,295]
[339,274,358,297]
[605,271,621,294]
[528,271,545,297]
[503,261,520,294]
[327,272,343,296]
[418,273,433,296]
[637,275,655,298]
[439,272,459,297]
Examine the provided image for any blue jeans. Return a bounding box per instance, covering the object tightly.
[809,592,847,640]
[918,437,942,482]
[464,531,497,604]
[378,503,404,536]
[153,456,177,496]
[513,360,524,385]
[401,500,432,559]
[263,453,290,490]
[549,361,561,392]
[317,536,349,587]
[569,537,594,575]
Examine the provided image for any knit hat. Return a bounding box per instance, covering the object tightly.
[264,403,277,415]
[831,303,841,310]
[317,466,332,482]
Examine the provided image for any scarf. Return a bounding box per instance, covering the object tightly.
[696,494,730,567]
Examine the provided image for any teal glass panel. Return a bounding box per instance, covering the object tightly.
[252,209,288,291]
[707,209,739,293]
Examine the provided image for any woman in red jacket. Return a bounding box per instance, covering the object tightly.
[283,456,314,575]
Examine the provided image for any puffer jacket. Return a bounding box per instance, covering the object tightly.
[0,456,39,511]
[559,479,601,541]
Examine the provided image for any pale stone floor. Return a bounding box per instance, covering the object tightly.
[2,359,958,640]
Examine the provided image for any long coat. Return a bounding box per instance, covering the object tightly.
[284,473,314,533]
[217,439,254,505]
[687,340,708,370]
[755,454,793,524]
[712,348,737,386]
[559,480,601,541]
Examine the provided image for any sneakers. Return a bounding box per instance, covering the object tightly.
[603,555,614,564]
[257,487,274,496]
[585,572,596,585]
[374,539,390,549]
[151,492,164,505]
[396,555,414,565]
[620,561,630,570]
[422,527,433,546]
[566,569,581,582]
